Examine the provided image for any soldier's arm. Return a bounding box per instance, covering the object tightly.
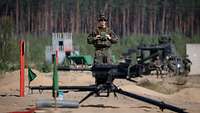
[108,29,119,44]
[87,33,94,44]
[87,32,98,44]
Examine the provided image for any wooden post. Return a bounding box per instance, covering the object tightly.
[56,49,59,64]
[20,40,25,97]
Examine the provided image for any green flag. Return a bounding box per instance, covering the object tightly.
[28,67,37,82]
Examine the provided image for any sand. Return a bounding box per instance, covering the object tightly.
[0,69,200,113]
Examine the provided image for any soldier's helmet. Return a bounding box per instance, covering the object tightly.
[98,14,108,21]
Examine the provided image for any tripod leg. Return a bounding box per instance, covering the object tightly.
[116,88,186,113]
[79,91,97,104]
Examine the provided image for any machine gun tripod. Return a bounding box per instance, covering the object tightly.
[29,63,187,113]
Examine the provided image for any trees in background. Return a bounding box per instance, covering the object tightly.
[0,0,199,37]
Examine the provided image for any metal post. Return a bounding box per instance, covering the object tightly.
[20,40,25,97]
[53,55,59,98]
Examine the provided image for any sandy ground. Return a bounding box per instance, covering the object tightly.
[0,69,200,113]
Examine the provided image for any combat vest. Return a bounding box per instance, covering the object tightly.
[94,27,112,48]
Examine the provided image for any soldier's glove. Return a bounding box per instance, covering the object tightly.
[106,34,111,40]
[94,35,101,40]
[101,34,111,41]
[99,32,108,41]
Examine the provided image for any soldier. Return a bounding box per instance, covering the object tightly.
[87,14,118,64]
[87,14,118,85]
[153,56,163,78]
[183,55,192,76]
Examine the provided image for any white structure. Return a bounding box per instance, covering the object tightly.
[52,33,73,52]
[45,33,73,64]
[186,44,200,75]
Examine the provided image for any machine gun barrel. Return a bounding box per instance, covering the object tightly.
[58,64,119,71]
[29,85,97,93]
[138,52,161,63]
[117,89,186,113]
[57,66,91,71]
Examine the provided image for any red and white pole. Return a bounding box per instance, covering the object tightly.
[20,40,25,97]
[56,49,59,65]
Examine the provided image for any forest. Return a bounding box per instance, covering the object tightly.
[0,0,200,36]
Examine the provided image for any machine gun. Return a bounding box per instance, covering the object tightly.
[29,61,187,113]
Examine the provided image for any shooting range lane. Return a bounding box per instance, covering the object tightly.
[0,69,200,113]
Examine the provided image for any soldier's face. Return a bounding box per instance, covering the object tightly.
[99,20,106,28]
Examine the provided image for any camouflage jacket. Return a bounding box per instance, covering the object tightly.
[87,27,118,49]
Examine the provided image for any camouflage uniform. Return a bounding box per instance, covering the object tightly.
[183,58,192,76]
[153,56,163,78]
[87,27,118,64]
[87,14,118,85]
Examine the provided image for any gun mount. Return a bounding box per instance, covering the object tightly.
[29,63,187,113]
[29,34,187,112]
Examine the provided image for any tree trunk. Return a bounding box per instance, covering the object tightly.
[149,10,153,36]
[179,13,183,33]
[133,6,137,34]
[161,0,166,34]
[27,1,30,33]
[16,0,19,34]
[141,2,145,34]
[50,0,53,33]
[31,11,34,33]
[70,11,75,33]
[126,7,130,36]
[61,2,64,32]
[137,6,141,34]
[45,2,49,34]
[175,11,179,32]
[92,0,96,32]
[190,13,194,37]
[122,8,126,37]
[75,0,80,34]
[153,12,156,35]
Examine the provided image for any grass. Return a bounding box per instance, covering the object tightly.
[171,33,200,57]
[0,34,51,72]
[25,34,51,64]
[73,34,95,56]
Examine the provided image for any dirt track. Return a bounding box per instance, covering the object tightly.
[0,69,200,113]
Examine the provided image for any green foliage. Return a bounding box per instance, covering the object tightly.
[73,34,95,56]
[0,62,9,71]
[0,32,199,73]
[171,33,200,57]
[24,34,51,72]
[0,16,20,72]
[0,16,16,63]
[0,32,51,72]
[25,34,51,64]
[36,61,52,73]
[0,61,20,72]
